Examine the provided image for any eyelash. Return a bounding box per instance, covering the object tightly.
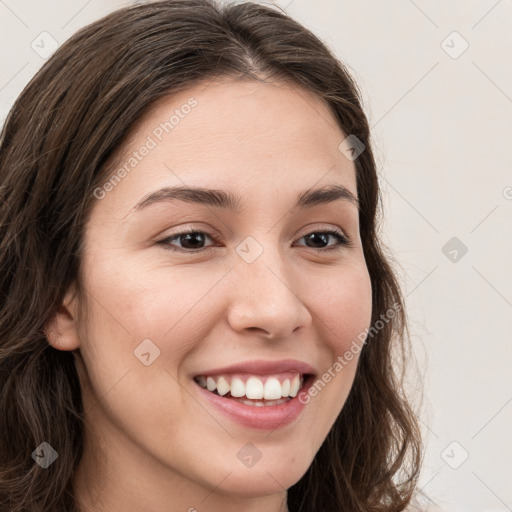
[157,227,353,253]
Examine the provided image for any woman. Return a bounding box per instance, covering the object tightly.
[0,1,424,511]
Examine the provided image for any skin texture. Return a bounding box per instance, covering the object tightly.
[46,78,373,512]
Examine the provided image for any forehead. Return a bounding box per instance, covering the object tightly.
[97,78,358,217]
[116,77,351,163]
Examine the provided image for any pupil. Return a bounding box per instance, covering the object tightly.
[182,233,204,249]
[306,233,327,248]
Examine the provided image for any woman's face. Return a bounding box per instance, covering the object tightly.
[59,78,373,510]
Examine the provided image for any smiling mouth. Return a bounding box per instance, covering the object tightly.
[193,372,313,407]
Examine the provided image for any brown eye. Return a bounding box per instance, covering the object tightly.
[158,229,216,252]
[295,229,351,251]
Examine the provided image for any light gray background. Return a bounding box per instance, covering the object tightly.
[1,1,511,511]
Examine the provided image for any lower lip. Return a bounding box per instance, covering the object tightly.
[193,376,314,431]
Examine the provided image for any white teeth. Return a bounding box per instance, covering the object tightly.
[263,377,282,400]
[281,379,290,397]
[245,377,264,399]
[230,377,245,398]
[206,377,216,392]
[216,376,230,396]
[235,397,290,407]
[290,374,301,397]
[196,373,306,400]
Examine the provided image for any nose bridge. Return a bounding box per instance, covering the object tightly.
[226,232,310,338]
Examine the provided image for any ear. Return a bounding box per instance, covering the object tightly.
[44,284,82,351]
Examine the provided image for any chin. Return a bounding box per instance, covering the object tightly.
[207,460,308,497]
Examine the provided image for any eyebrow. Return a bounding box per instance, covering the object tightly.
[128,184,360,216]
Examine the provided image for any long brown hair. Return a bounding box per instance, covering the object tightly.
[0,1,424,510]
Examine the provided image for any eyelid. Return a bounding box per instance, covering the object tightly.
[295,223,347,239]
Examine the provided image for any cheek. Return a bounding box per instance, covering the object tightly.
[298,261,372,422]
[75,256,196,454]
[312,261,373,353]
[76,247,225,387]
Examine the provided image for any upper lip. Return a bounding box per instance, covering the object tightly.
[193,359,316,377]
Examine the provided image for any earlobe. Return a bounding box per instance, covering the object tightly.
[44,287,82,351]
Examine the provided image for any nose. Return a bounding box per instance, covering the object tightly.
[226,243,312,340]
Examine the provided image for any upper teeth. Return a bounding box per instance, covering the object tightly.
[195,373,304,399]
